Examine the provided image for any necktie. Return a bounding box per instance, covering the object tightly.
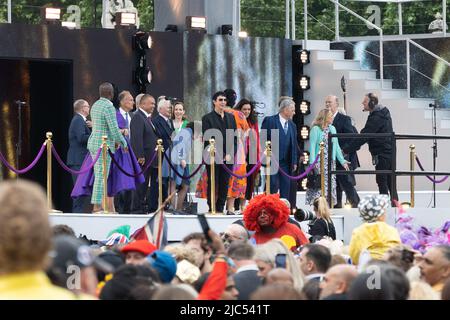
[283,121,288,134]
[125,112,129,130]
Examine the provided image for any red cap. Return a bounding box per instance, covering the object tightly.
[121,240,157,256]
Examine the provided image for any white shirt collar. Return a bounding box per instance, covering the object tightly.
[236,264,259,274]
[279,114,288,126]
[160,113,170,122]
[139,108,150,118]
[77,112,87,122]
[305,273,325,281]
[119,107,129,118]
[332,110,339,119]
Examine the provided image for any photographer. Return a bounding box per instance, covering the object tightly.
[308,197,336,242]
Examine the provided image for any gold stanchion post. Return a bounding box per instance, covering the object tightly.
[410,144,415,208]
[46,132,53,210]
[320,141,325,197]
[265,141,271,195]
[102,136,108,213]
[157,139,164,210]
[209,139,216,214]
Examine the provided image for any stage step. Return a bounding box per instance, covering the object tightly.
[348,69,377,79]
[315,50,345,60]
[424,108,450,120]
[365,79,393,90]
[305,40,330,51]
[441,117,450,129]
[333,59,361,70]
[408,98,435,109]
[381,89,408,99]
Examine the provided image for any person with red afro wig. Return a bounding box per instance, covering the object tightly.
[243,193,309,250]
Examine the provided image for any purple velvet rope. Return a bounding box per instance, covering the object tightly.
[52,146,102,175]
[415,155,449,184]
[0,143,46,174]
[108,149,157,177]
[163,153,206,179]
[219,154,266,179]
[273,153,320,180]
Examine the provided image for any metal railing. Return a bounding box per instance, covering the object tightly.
[406,38,450,99]
[326,132,450,208]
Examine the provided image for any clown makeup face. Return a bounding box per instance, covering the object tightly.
[257,209,273,227]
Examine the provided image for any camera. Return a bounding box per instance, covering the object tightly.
[293,208,316,222]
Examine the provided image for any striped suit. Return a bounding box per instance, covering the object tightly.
[87,97,127,204]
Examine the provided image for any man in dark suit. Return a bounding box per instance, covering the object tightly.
[325,95,360,208]
[67,99,92,213]
[260,97,298,201]
[202,91,237,214]
[130,94,158,213]
[227,241,262,300]
[152,97,174,206]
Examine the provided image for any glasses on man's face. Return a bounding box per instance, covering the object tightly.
[218,98,227,102]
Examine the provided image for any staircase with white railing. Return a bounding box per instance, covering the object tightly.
[303,40,450,192]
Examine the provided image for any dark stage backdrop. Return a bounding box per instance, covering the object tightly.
[0,23,292,211]
[184,33,293,120]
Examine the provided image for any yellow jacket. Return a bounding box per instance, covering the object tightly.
[349,221,401,265]
[0,271,80,300]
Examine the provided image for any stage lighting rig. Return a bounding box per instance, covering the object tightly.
[134,67,152,86]
[220,24,233,35]
[186,16,207,33]
[133,32,153,51]
[115,12,137,28]
[300,125,310,141]
[41,7,61,25]
[299,76,310,90]
[302,151,309,165]
[300,49,310,64]
[299,100,311,115]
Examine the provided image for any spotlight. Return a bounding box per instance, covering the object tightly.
[115,12,137,28]
[41,7,61,25]
[300,125,310,140]
[221,24,233,35]
[165,24,178,32]
[301,178,308,191]
[186,16,207,33]
[302,151,309,165]
[238,31,248,38]
[133,32,152,50]
[300,49,310,64]
[299,100,311,115]
[134,67,152,86]
[299,76,310,90]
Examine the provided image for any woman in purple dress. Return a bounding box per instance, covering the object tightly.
[72,91,144,211]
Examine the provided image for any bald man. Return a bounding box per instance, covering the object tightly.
[266,268,294,287]
[325,95,360,208]
[319,264,358,300]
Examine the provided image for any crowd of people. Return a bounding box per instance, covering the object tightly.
[0,179,448,300]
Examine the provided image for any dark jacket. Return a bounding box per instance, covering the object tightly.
[260,114,298,166]
[152,113,174,152]
[67,114,91,167]
[130,109,158,167]
[345,105,393,156]
[333,112,360,169]
[202,110,237,161]
[309,218,336,241]
[233,269,262,300]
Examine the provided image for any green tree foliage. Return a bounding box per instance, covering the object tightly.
[0,0,447,37]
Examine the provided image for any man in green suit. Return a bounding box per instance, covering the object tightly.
[87,82,127,212]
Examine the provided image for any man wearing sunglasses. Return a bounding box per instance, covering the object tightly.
[202,91,238,214]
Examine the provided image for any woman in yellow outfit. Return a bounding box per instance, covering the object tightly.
[349,194,401,265]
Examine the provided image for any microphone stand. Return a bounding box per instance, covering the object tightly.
[15,101,24,175]
[430,103,437,208]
